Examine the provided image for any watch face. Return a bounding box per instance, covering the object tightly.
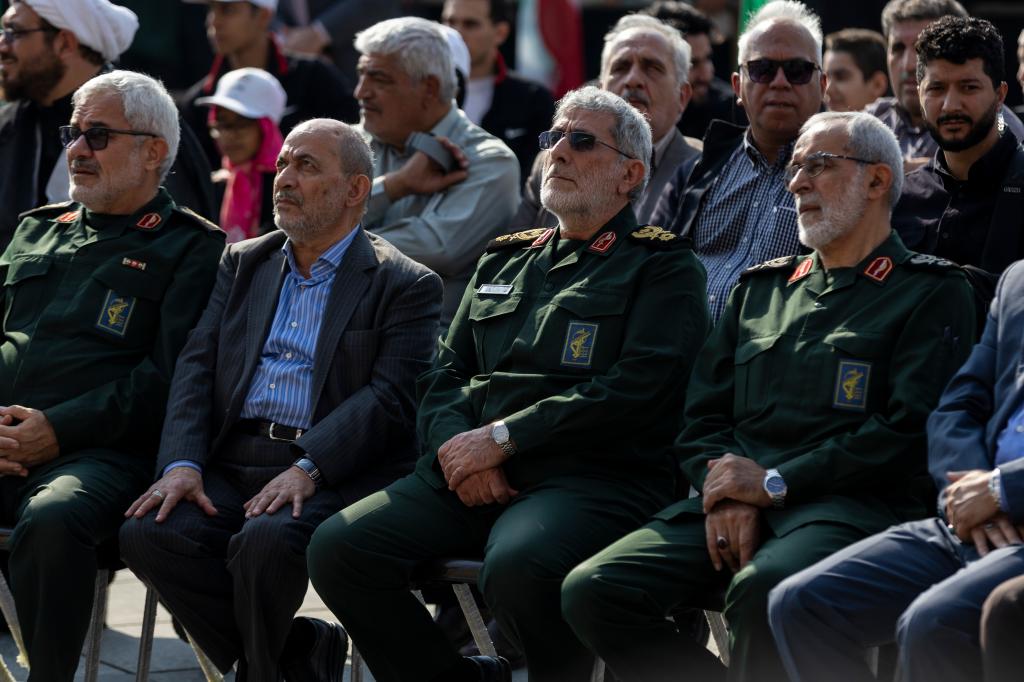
[766,476,786,495]
[493,423,509,444]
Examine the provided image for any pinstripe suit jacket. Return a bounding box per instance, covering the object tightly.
[156,228,442,497]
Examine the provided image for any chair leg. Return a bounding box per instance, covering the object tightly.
[590,657,606,682]
[0,568,27,669]
[705,610,730,667]
[451,583,497,658]
[83,569,110,682]
[135,586,159,682]
[350,645,364,682]
[184,629,224,682]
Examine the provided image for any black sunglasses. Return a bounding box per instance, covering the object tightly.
[59,125,159,151]
[538,130,637,159]
[743,58,820,85]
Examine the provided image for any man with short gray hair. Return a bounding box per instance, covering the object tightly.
[562,110,976,682]
[0,69,225,681]
[514,13,700,230]
[120,118,442,682]
[307,85,710,682]
[353,16,519,330]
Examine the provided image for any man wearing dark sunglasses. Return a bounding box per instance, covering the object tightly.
[514,14,701,231]
[306,86,710,682]
[565,109,975,682]
[0,0,217,253]
[651,0,825,323]
[0,70,224,682]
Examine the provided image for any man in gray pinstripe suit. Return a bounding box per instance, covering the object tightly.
[119,118,442,682]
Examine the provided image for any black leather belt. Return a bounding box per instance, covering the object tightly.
[237,419,304,443]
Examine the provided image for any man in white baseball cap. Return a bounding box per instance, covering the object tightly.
[0,0,218,250]
[179,0,358,168]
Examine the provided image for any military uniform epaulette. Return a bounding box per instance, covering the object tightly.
[627,225,685,249]
[486,228,552,252]
[902,253,960,273]
[173,206,222,233]
[17,201,75,221]
[739,255,798,279]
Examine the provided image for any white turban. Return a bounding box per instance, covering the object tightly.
[25,0,139,63]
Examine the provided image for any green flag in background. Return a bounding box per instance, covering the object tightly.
[739,0,773,33]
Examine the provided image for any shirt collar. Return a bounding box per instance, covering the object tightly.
[935,130,1018,188]
[741,129,794,171]
[283,225,361,281]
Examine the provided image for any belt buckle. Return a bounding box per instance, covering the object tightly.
[267,422,297,443]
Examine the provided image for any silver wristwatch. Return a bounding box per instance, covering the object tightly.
[491,420,516,458]
[292,457,323,488]
[763,468,787,508]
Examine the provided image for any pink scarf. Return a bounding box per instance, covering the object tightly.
[218,115,283,243]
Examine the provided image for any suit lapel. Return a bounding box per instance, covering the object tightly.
[309,230,377,409]
[241,248,288,395]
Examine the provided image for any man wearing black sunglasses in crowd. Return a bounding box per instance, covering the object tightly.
[651,0,824,323]
[0,0,217,253]
[0,70,224,681]
[306,86,710,682]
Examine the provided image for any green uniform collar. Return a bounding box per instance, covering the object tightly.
[795,231,909,296]
[80,187,176,234]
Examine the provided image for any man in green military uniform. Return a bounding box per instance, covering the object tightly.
[306,86,710,682]
[561,110,977,682]
[0,70,224,681]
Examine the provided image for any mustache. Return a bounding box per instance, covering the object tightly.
[620,88,650,107]
[70,159,100,173]
[274,190,303,206]
[936,114,973,126]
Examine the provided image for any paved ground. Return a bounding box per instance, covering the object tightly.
[0,571,531,681]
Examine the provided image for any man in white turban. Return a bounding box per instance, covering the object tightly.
[0,0,217,251]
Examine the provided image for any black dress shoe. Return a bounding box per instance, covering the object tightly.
[280,617,348,682]
[466,655,512,682]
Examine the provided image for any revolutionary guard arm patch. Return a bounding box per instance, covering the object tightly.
[487,228,554,251]
[833,359,870,411]
[96,290,136,337]
[628,225,684,249]
[561,321,598,367]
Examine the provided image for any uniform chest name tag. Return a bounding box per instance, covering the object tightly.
[833,359,871,411]
[478,284,513,295]
[561,321,598,368]
[96,290,136,337]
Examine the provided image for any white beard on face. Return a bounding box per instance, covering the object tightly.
[273,186,347,244]
[541,160,622,222]
[797,172,867,251]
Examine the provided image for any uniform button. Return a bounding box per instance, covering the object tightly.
[269,383,276,389]
[291,321,298,328]
[814,301,823,309]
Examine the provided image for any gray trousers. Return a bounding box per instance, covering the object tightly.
[768,518,1024,682]
[119,431,348,682]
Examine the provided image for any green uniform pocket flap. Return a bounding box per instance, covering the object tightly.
[4,256,52,285]
[823,331,881,358]
[735,334,782,364]
[469,294,522,322]
[550,289,627,317]
[92,262,165,301]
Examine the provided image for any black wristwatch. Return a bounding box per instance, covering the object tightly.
[292,457,323,488]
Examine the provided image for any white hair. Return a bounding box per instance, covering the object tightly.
[554,86,652,200]
[737,0,823,65]
[72,70,180,180]
[601,14,692,86]
[354,17,456,103]
[799,111,905,208]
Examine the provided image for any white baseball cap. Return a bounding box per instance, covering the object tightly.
[439,24,470,83]
[182,0,278,11]
[196,68,288,123]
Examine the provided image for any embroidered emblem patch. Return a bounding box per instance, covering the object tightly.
[833,359,871,411]
[587,231,617,254]
[136,213,162,229]
[863,256,894,283]
[96,290,136,336]
[561,321,598,368]
[788,258,813,284]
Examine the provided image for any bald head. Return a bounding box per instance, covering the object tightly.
[287,118,375,180]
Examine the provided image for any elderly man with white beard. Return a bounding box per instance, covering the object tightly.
[560,110,977,682]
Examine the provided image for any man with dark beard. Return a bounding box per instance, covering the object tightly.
[891,16,1024,309]
[561,110,976,682]
[120,118,441,682]
[0,0,216,251]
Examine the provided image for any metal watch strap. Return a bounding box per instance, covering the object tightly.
[292,457,322,488]
[989,469,1004,512]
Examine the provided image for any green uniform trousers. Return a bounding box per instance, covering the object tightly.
[0,451,150,682]
[561,516,866,682]
[307,470,669,682]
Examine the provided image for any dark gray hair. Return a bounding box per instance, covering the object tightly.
[738,0,823,65]
[799,111,904,208]
[554,86,652,200]
[601,14,692,87]
[73,70,180,180]
[880,0,967,40]
[355,18,456,103]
